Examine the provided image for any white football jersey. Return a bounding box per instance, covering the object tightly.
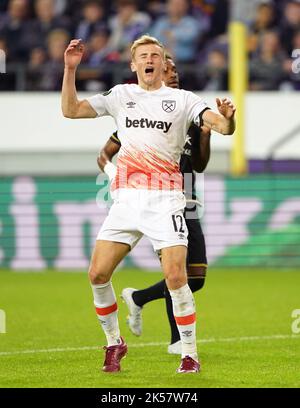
[87,84,208,190]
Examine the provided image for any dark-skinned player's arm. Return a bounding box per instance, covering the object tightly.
[191,125,211,173]
[97,132,121,180]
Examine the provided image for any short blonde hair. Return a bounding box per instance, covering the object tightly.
[131,34,165,60]
[165,51,174,61]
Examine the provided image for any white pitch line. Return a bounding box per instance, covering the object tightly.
[0,334,299,357]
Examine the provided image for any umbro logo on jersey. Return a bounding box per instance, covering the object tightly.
[126,101,136,108]
[126,117,172,133]
[162,100,176,112]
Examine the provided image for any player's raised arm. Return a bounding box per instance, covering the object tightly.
[202,98,236,135]
[61,39,97,119]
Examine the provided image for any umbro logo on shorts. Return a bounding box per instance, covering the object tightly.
[125,117,172,133]
[178,233,185,240]
[162,100,176,112]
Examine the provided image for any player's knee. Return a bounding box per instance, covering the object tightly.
[165,265,187,289]
[88,265,110,285]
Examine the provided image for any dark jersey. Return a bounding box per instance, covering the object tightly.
[179,123,200,200]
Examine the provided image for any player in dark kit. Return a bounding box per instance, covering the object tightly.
[97,54,211,354]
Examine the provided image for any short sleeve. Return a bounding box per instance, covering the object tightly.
[110,131,121,146]
[185,91,210,126]
[85,86,119,117]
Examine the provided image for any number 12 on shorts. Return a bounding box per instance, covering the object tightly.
[172,214,185,233]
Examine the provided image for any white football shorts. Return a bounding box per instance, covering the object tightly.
[97,189,188,251]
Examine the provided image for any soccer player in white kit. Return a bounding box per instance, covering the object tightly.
[62,35,236,374]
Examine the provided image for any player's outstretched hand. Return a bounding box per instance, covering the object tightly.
[64,39,84,69]
[216,98,236,120]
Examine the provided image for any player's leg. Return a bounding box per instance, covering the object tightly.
[91,192,141,340]
[165,268,206,353]
[121,248,165,336]
[89,192,142,372]
[89,240,130,372]
[121,278,165,336]
[131,278,165,307]
[120,190,187,335]
[166,217,207,354]
[161,245,200,373]
[122,247,164,307]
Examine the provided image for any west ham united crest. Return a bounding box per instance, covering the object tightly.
[162,100,176,112]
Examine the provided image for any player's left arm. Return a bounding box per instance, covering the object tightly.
[202,98,236,135]
[191,125,211,173]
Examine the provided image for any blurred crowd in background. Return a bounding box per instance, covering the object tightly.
[0,0,300,91]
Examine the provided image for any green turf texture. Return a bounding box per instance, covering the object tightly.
[0,268,300,388]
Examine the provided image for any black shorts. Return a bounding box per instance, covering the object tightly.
[185,217,207,268]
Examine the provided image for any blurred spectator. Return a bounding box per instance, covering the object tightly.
[22,0,70,55]
[0,1,10,13]
[243,0,276,25]
[108,0,150,61]
[250,30,286,90]
[282,29,300,89]
[145,0,166,21]
[198,47,228,90]
[205,0,229,39]
[1,0,299,91]
[75,0,107,42]
[25,46,47,90]
[151,0,201,62]
[280,0,300,55]
[191,0,212,33]
[86,30,116,67]
[0,0,30,61]
[53,0,67,16]
[38,28,70,90]
[0,36,8,58]
[76,29,117,91]
[28,46,47,68]
[248,1,277,54]
[0,36,16,90]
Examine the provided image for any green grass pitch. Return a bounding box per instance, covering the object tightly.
[0,268,300,388]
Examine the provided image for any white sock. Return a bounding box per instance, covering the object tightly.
[169,283,198,360]
[91,281,121,346]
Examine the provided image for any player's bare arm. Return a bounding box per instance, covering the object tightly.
[202,98,236,135]
[62,39,97,119]
[97,139,120,172]
[192,126,211,173]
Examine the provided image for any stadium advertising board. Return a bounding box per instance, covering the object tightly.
[0,175,299,270]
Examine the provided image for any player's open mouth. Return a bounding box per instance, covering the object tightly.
[145,67,154,74]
